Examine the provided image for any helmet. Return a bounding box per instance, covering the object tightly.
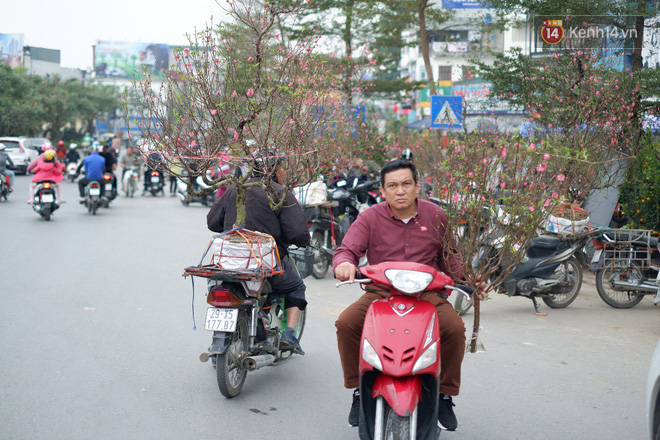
[58,140,65,146]
[69,143,78,149]
[41,142,53,151]
[44,149,56,161]
[400,148,413,161]
[0,143,5,151]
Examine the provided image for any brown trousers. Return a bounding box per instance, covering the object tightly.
[335,289,466,396]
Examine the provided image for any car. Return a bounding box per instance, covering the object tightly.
[21,137,52,154]
[0,137,38,175]
[648,338,660,440]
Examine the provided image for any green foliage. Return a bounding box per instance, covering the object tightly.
[0,65,43,136]
[619,135,660,233]
[0,66,121,140]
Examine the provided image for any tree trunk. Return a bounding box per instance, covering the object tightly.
[343,0,355,108]
[417,0,437,96]
[235,184,247,227]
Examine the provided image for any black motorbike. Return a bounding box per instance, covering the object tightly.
[0,174,10,202]
[145,170,165,196]
[101,172,117,207]
[459,231,596,314]
[308,177,377,279]
[82,180,102,215]
[32,180,60,221]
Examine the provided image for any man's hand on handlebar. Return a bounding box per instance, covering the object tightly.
[335,261,358,283]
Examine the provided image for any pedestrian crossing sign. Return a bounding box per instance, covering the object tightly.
[431,96,463,129]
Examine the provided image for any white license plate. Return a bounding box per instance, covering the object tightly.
[205,308,238,332]
[41,194,54,203]
[151,176,160,183]
[89,187,100,196]
[591,249,603,264]
[105,183,113,191]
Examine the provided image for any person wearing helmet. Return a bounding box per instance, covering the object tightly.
[65,143,81,166]
[27,141,59,174]
[76,143,107,201]
[400,148,414,162]
[29,149,65,203]
[0,143,15,191]
[56,141,67,160]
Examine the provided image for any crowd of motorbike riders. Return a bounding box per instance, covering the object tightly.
[3,140,476,432]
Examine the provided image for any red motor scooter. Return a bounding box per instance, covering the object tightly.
[338,261,470,440]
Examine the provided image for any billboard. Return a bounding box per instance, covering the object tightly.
[94,40,169,79]
[0,33,24,68]
[442,0,487,8]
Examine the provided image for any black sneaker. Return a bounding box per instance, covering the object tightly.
[437,394,457,431]
[348,389,360,427]
[280,329,305,355]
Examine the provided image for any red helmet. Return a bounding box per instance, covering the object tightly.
[58,140,65,146]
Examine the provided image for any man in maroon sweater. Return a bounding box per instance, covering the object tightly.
[333,159,466,431]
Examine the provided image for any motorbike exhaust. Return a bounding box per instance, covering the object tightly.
[611,280,658,293]
[243,354,276,371]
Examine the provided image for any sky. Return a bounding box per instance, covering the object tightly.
[1,0,229,70]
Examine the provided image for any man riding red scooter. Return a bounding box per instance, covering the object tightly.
[334,160,478,436]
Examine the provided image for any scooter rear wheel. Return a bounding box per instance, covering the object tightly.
[216,312,249,398]
[542,256,583,308]
[595,266,645,309]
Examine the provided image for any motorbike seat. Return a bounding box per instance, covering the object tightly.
[530,234,563,250]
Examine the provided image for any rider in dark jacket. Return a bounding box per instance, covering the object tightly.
[207,161,310,354]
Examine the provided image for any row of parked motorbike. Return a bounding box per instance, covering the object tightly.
[303,176,660,312]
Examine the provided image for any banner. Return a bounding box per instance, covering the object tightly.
[94,41,170,79]
[451,82,525,115]
[0,33,24,68]
[442,0,487,8]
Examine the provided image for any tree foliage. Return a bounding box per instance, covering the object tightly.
[0,65,121,140]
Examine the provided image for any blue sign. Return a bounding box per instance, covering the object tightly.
[431,96,463,129]
[443,0,487,9]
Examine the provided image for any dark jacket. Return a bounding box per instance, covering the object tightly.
[207,180,310,257]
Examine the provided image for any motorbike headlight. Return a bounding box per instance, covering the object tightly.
[384,269,433,294]
[362,338,383,371]
[412,340,438,374]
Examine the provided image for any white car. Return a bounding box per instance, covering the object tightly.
[0,137,39,174]
[648,339,660,440]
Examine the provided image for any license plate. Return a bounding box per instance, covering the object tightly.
[205,308,238,332]
[41,194,54,203]
[591,249,603,264]
[151,176,160,183]
[105,184,113,191]
[89,187,100,196]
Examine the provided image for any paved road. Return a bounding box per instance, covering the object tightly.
[1,174,658,440]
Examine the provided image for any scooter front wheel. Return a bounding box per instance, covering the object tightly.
[310,231,329,279]
[216,312,249,398]
[383,403,412,440]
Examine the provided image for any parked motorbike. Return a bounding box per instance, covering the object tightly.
[308,177,375,279]
[0,174,10,201]
[591,229,660,308]
[83,180,102,215]
[66,161,79,182]
[458,230,597,315]
[186,254,306,398]
[337,261,471,440]
[145,170,165,196]
[122,165,140,198]
[32,180,59,221]
[176,174,216,207]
